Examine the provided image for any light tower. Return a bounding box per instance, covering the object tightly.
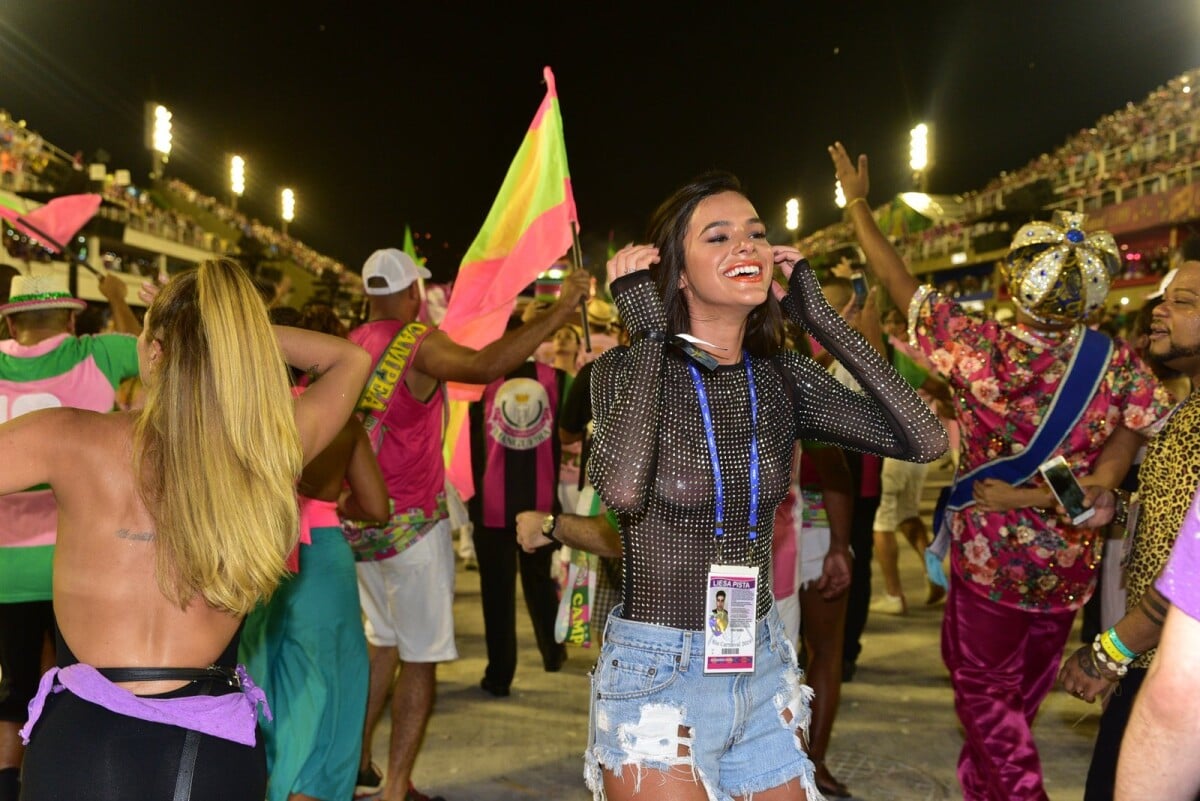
[281,188,295,236]
[229,155,245,211]
[785,198,801,233]
[910,122,934,191]
[145,102,172,180]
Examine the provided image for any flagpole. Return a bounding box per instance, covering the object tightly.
[570,221,591,353]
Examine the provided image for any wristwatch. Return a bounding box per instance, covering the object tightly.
[541,514,558,543]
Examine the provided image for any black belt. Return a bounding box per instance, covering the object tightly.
[97,665,241,688]
[94,665,242,800]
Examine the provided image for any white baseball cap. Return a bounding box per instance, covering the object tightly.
[361,249,431,296]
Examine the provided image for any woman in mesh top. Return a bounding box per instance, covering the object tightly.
[585,172,945,801]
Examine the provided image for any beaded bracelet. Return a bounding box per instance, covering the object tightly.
[1092,635,1130,679]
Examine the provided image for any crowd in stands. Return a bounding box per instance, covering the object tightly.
[0,112,59,193]
[903,219,1010,262]
[165,178,346,277]
[96,182,231,257]
[0,109,347,284]
[967,69,1200,213]
[800,68,1200,296]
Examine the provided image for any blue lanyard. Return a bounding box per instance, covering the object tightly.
[687,355,760,546]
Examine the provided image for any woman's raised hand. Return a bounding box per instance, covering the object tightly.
[138,272,170,307]
[606,244,660,285]
[770,246,805,301]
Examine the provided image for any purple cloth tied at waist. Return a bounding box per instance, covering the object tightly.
[20,663,271,746]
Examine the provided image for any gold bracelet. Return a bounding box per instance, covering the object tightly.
[1111,489,1130,528]
[846,197,869,212]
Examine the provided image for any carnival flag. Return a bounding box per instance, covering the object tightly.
[0,193,102,253]
[439,66,577,380]
[439,66,578,499]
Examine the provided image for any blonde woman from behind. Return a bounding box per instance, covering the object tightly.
[1,259,371,801]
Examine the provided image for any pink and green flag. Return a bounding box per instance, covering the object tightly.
[0,194,101,253]
[440,66,578,499]
[439,66,577,369]
[403,224,425,266]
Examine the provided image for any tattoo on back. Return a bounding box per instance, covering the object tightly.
[116,528,155,542]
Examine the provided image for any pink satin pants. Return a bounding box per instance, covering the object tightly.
[941,575,1074,801]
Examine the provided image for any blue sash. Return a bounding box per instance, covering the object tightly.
[926,327,1112,586]
[944,326,1112,512]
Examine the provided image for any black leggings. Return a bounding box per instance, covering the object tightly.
[0,601,54,722]
[19,679,266,801]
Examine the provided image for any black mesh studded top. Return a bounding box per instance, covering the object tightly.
[589,266,947,629]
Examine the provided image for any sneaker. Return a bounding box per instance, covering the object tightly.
[406,783,446,801]
[869,593,907,615]
[354,762,384,798]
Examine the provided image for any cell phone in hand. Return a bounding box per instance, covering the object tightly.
[1038,455,1095,525]
[850,271,868,308]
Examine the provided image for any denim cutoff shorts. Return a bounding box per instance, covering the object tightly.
[584,604,819,801]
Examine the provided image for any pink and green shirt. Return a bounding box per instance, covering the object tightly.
[0,333,138,602]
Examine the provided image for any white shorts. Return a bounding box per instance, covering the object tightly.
[775,593,801,649]
[356,519,458,662]
[798,525,830,591]
[873,458,929,532]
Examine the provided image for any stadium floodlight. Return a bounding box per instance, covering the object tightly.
[281,188,295,235]
[145,102,173,179]
[785,198,801,231]
[910,122,934,190]
[152,105,173,156]
[230,155,246,196]
[910,123,929,171]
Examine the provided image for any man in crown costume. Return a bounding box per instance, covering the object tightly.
[829,142,1172,801]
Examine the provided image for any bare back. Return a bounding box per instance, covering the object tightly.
[50,409,241,693]
[297,422,356,501]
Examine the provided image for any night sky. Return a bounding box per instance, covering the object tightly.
[4,1,1200,281]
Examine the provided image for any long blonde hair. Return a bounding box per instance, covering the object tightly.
[133,259,302,616]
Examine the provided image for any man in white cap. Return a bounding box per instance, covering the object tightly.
[0,271,139,801]
[348,248,589,801]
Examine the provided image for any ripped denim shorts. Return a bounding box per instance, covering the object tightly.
[584,604,819,801]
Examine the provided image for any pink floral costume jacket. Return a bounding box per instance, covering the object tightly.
[909,287,1172,612]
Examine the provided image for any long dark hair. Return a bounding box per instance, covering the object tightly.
[645,171,784,358]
